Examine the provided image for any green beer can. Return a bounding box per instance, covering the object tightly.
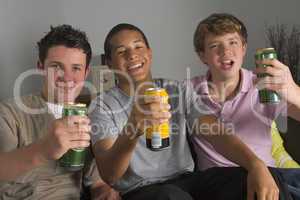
[255,48,280,103]
[59,103,88,171]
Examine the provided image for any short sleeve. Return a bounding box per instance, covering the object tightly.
[88,96,119,145]
[0,103,18,152]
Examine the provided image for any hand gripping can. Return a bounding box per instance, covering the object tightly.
[255,48,280,103]
[59,103,88,171]
[144,88,170,151]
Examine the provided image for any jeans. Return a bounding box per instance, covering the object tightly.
[122,167,247,200]
[277,168,300,200]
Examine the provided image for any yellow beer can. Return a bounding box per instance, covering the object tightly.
[144,88,170,151]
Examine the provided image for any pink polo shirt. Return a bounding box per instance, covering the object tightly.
[190,68,286,170]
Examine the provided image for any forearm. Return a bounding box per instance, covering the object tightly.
[94,132,139,185]
[198,116,264,171]
[287,86,300,121]
[0,141,47,181]
[90,179,121,200]
[203,134,264,171]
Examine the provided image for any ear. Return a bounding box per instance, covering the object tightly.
[242,43,247,57]
[37,60,44,70]
[148,48,153,60]
[85,66,91,78]
[198,51,208,65]
[106,58,112,68]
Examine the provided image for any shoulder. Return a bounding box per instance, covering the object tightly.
[0,94,43,115]
[241,68,256,85]
[91,87,124,106]
[190,74,207,85]
[88,87,129,118]
[0,95,46,132]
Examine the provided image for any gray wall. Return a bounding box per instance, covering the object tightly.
[0,0,299,100]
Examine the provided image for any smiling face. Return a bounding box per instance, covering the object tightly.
[107,30,152,84]
[40,45,89,103]
[199,32,247,81]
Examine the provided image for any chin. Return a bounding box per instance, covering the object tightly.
[55,91,77,103]
[133,74,148,82]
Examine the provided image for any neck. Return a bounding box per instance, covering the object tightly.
[118,73,154,95]
[209,70,241,102]
[42,84,55,103]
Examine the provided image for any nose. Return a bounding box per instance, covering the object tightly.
[126,49,138,61]
[61,69,73,82]
[220,44,232,56]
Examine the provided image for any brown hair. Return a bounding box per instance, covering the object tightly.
[193,13,247,53]
[37,24,92,67]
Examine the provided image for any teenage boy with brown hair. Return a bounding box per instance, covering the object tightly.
[191,13,300,199]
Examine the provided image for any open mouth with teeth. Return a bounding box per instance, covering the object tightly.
[128,63,143,70]
[127,62,145,76]
[55,81,76,91]
[220,60,235,70]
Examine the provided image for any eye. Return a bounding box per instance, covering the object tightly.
[116,48,126,55]
[209,44,218,49]
[117,50,125,55]
[50,64,61,71]
[230,40,238,45]
[72,66,82,72]
[135,45,144,50]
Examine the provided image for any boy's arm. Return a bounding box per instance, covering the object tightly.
[287,97,300,121]
[82,147,122,200]
[0,114,91,181]
[0,143,49,180]
[255,59,300,121]
[196,115,279,200]
[90,180,121,200]
[91,95,171,185]
[92,132,140,186]
[0,106,46,180]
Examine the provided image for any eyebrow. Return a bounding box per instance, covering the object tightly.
[48,61,64,67]
[228,36,239,41]
[114,39,145,50]
[72,64,84,68]
[49,61,84,68]
[208,36,240,45]
[133,39,144,44]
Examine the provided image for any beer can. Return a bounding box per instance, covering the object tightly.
[59,103,88,171]
[255,48,280,103]
[144,88,170,151]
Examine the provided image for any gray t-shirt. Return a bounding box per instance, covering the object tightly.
[89,79,196,194]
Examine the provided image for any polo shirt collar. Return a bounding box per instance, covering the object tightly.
[199,68,252,95]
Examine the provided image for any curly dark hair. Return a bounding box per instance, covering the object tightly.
[104,23,150,61]
[37,24,92,67]
[194,13,248,53]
